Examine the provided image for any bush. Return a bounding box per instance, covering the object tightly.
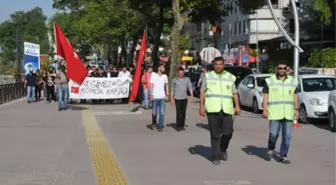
[308,48,336,68]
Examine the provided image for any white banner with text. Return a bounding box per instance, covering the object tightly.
[68,77,130,99]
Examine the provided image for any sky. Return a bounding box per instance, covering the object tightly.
[0,0,55,23]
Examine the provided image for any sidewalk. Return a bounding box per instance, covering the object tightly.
[0,100,334,185]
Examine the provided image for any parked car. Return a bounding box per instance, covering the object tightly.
[224,65,254,86]
[298,75,336,123]
[237,74,271,113]
[185,65,254,97]
[328,90,336,132]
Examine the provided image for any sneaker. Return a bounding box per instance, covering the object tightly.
[181,126,186,131]
[279,157,291,164]
[220,151,228,161]
[58,108,63,111]
[176,127,182,132]
[266,150,273,161]
[212,159,220,165]
[157,128,163,132]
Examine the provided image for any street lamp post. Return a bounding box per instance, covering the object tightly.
[267,0,303,78]
[16,25,22,75]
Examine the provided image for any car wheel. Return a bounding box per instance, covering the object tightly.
[252,98,259,113]
[329,108,336,133]
[299,105,309,124]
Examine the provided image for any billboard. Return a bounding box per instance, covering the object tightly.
[23,42,40,75]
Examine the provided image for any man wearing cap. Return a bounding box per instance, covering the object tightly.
[199,57,241,165]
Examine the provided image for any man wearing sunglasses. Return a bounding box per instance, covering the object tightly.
[262,61,299,164]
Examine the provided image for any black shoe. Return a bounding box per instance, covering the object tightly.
[220,151,228,161]
[157,128,163,132]
[279,157,291,164]
[58,108,62,111]
[181,126,186,131]
[266,150,273,161]
[176,127,182,131]
[150,124,157,130]
[212,159,220,165]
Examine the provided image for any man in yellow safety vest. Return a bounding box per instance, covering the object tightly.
[263,60,299,164]
[199,57,241,165]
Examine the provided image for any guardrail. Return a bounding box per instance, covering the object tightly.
[0,82,26,105]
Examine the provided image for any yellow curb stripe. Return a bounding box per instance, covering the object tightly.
[81,106,127,185]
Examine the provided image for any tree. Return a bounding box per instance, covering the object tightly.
[129,0,173,64]
[168,0,265,83]
[0,7,49,66]
[308,48,336,68]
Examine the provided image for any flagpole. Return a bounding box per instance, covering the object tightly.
[53,22,58,61]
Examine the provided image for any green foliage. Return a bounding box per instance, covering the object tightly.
[309,0,332,25]
[308,48,336,68]
[237,0,265,14]
[179,34,190,52]
[0,7,49,66]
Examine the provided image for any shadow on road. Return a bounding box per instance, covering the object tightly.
[241,145,269,161]
[196,123,209,131]
[188,145,212,162]
[69,105,90,111]
[309,119,331,132]
[166,123,178,131]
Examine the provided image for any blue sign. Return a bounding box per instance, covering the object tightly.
[23,42,40,75]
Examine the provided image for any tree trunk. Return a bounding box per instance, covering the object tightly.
[151,6,165,67]
[169,0,188,84]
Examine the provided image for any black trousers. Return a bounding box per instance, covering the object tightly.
[46,85,55,102]
[207,111,234,159]
[175,99,188,127]
[35,85,41,101]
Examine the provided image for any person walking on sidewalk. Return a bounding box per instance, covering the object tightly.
[263,60,299,164]
[199,57,241,165]
[56,65,69,111]
[149,64,169,132]
[24,64,37,103]
[142,66,153,109]
[170,67,194,131]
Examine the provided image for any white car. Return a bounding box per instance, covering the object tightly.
[328,90,336,132]
[237,74,271,113]
[298,75,336,123]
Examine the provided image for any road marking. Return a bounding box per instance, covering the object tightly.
[204,180,252,185]
[81,106,127,185]
[94,111,142,116]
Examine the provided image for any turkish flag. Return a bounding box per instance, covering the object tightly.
[54,22,88,85]
[129,31,146,103]
[71,86,80,94]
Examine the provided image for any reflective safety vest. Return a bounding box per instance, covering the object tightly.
[265,75,298,120]
[205,71,236,114]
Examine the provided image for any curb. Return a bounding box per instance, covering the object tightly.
[0,97,26,108]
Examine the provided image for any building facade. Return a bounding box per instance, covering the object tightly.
[185,0,291,56]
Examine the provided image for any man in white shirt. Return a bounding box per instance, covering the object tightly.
[118,66,133,104]
[149,64,169,132]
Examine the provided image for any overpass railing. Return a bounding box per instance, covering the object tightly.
[0,82,26,105]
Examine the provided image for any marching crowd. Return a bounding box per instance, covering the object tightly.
[24,57,298,166]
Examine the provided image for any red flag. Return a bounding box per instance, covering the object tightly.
[129,32,146,102]
[54,22,88,85]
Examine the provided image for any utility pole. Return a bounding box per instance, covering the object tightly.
[267,0,303,78]
[291,0,300,78]
[201,22,204,49]
[16,26,22,75]
[256,12,259,70]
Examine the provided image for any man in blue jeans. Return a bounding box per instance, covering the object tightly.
[149,64,169,132]
[56,65,69,111]
[262,61,299,164]
[24,65,37,103]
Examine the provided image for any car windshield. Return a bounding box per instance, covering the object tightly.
[302,78,336,92]
[256,76,270,87]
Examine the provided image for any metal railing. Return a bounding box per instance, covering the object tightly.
[0,82,26,105]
